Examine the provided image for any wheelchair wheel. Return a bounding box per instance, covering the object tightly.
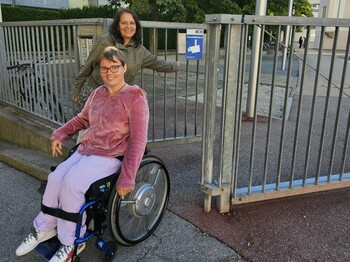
[107,155,170,246]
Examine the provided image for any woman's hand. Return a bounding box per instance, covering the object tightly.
[50,139,63,157]
[117,187,133,200]
[72,96,78,102]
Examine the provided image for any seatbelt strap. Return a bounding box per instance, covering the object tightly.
[41,204,81,223]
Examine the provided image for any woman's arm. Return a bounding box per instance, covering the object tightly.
[116,89,149,190]
[139,45,180,73]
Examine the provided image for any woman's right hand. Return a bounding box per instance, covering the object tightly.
[72,96,78,102]
[51,139,63,157]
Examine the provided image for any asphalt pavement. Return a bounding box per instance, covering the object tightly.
[0,161,244,262]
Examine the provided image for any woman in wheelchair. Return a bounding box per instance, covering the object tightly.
[16,46,149,262]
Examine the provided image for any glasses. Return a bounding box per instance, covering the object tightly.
[99,65,122,73]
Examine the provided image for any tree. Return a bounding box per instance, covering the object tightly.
[237,0,313,17]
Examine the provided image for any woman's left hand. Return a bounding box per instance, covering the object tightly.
[117,187,133,199]
[50,139,63,157]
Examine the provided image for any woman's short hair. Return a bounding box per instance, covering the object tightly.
[100,46,126,66]
[109,8,142,47]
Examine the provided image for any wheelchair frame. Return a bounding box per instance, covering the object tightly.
[38,149,170,262]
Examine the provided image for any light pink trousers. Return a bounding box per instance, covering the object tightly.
[34,151,121,245]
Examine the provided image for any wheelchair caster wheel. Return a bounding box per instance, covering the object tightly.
[104,241,116,261]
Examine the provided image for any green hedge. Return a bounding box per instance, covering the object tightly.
[58,6,116,19]
[1,5,60,21]
[1,5,178,49]
[1,5,117,21]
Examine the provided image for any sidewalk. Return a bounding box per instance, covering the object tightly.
[0,161,244,262]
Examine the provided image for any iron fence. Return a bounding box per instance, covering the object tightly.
[200,15,350,213]
[0,18,207,143]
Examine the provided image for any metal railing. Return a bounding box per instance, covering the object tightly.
[200,15,350,213]
[0,18,207,143]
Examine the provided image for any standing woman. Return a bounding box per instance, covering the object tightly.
[15,46,149,262]
[72,8,180,115]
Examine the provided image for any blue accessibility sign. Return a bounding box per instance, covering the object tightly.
[186,29,204,60]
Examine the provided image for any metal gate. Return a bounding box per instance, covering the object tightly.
[200,15,350,213]
[0,18,206,143]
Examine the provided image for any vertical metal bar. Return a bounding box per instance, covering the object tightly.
[184,58,189,137]
[329,27,350,179]
[218,19,242,212]
[303,26,325,186]
[56,25,63,123]
[35,26,44,118]
[316,26,339,182]
[246,0,267,118]
[276,25,295,189]
[0,25,9,102]
[163,28,167,139]
[290,26,311,187]
[11,26,20,106]
[39,26,48,118]
[52,26,59,120]
[232,22,247,199]
[70,25,78,119]
[174,29,179,139]
[48,25,57,122]
[3,26,9,102]
[194,59,200,136]
[26,26,34,114]
[340,111,350,177]
[6,26,15,104]
[201,19,221,212]
[3,27,11,103]
[219,24,230,187]
[61,25,69,119]
[14,27,22,106]
[263,26,280,192]
[151,27,156,140]
[247,23,264,194]
[72,25,79,77]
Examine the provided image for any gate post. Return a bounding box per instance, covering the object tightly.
[200,15,222,213]
[218,16,243,213]
[200,15,243,213]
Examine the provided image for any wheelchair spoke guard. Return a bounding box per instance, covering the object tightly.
[107,155,170,246]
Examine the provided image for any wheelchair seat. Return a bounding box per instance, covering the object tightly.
[85,173,117,202]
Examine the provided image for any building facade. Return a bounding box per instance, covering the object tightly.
[314,0,349,49]
[0,0,109,9]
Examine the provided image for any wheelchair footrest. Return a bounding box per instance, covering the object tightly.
[95,239,117,261]
[35,236,61,260]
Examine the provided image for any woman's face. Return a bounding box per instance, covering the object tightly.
[99,57,126,88]
[119,12,136,43]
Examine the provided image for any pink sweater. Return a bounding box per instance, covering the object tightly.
[51,84,149,189]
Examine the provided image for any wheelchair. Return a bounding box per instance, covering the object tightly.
[36,145,170,261]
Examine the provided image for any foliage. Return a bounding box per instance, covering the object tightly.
[237,0,313,17]
[58,5,116,19]
[1,5,60,21]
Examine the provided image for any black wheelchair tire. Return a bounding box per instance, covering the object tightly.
[107,155,170,246]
